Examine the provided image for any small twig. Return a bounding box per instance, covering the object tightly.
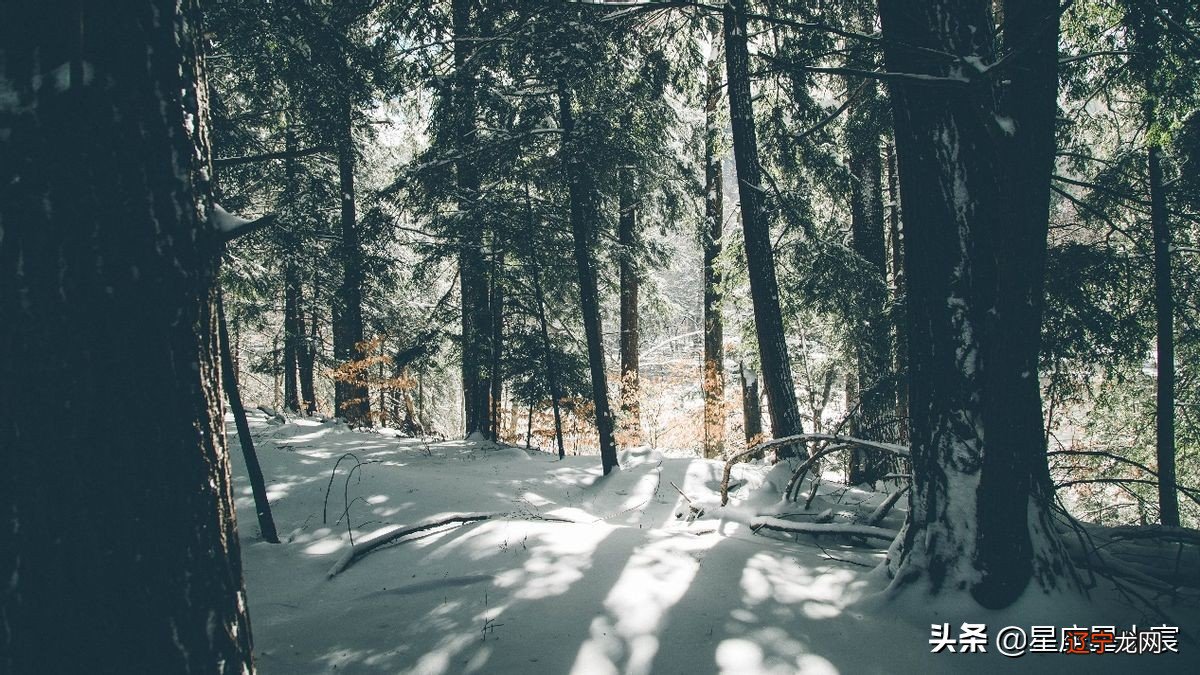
[323,453,361,524]
[816,541,873,568]
[332,496,369,528]
[343,461,368,545]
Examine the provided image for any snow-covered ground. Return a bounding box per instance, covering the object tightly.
[230,411,1194,674]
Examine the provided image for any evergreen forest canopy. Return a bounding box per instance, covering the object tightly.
[2,0,1199,672]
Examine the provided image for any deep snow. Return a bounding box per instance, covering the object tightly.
[229,411,1194,674]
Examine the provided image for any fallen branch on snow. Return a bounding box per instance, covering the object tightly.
[670,481,704,522]
[866,483,911,527]
[750,516,898,544]
[327,512,497,578]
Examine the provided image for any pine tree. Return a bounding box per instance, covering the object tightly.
[702,31,727,459]
[879,0,1078,608]
[723,0,805,449]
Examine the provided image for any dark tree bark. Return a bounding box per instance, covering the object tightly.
[845,41,894,483]
[558,82,619,474]
[1149,140,1179,527]
[299,294,318,415]
[490,248,505,440]
[739,362,764,445]
[618,167,642,444]
[283,264,303,412]
[526,188,567,458]
[332,97,370,425]
[0,2,254,670]
[218,291,280,544]
[282,124,302,413]
[453,0,493,438]
[526,400,535,449]
[703,45,727,460]
[886,142,909,440]
[879,0,1077,608]
[723,0,804,449]
[532,264,567,460]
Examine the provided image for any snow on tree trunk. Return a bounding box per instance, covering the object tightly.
[885,143,909,440]
[0,2,254,670]
[878,0,1078,608]
[740,362,764,445]
[723,0,804,450]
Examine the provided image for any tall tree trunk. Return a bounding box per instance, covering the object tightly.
[332,97,370,425]
[0,2,254,670]
[453,0,492,438]
[490,247,505,440]
[281,124,302,413]
[296,295,316,413]
[526,187,567,458]
[299,295,318,414]
[283,264,302,412]
[879,0,1077,608]
[527,400,535,449]
[618,167,642,444]
[558,82,619,474]
[218,291,280,544]
[886,142,909,440]
[845,38,893,482]
[723,0,804,450]
[703,43,727,460]
[739,362,764,445]
[532,265,567,460]
[1149,139,1179,526]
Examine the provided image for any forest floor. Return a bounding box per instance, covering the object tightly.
[230,411,1195,674]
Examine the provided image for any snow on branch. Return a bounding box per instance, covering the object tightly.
[750,516,899,544]
[213,203,276,243]
[866,483,910,527]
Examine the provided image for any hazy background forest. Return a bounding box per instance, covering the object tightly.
[4,0,1200,672]
[212,0,1198,529]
